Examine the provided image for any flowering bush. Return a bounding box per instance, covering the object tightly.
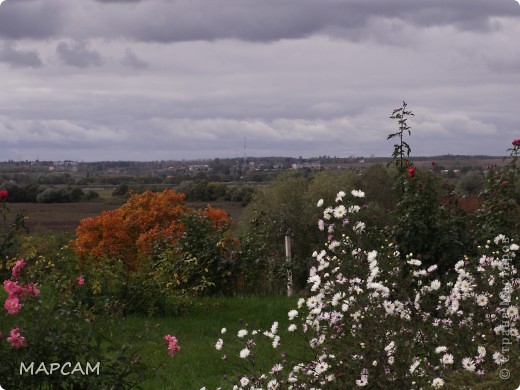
[212,190,519,388]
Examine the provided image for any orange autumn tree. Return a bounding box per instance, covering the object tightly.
[72,189,232,270]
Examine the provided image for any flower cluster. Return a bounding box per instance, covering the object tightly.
[212,190,519,388]
[163,335,181,357]
[2,259,41,349]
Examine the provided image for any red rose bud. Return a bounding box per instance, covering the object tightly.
[513,139,520,146]
[407,167,416,178]
[0,190,8,199]
[502,180,510,185]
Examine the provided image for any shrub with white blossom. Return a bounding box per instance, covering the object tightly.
[212,189,519,389]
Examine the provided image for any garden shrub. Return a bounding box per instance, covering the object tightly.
[212,190,519,389]
[0,211,152,388]
[72,189,238,313]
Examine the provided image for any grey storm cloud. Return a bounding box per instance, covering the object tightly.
[121,48,148,70]
[0,0,518,43]
[0,0,519,161]
[0,43,42,68]
[56,41,104,68]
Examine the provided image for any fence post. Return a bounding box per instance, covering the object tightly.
[285,229,293,296]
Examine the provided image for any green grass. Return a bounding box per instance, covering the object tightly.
[103,296,301,389]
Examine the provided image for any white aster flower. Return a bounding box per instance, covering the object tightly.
[476,294,488,307]
[237,329,248,338]
[435,346,448,354]
[288,309,298,321]
[271,363,283,374]
[440,353,453,365]
[430,280,441,290]
[317,198,324,207]
[494,234,506,245]
[288,324,297,332]
[477,346,486,357]
[221,327,227,334]
[272,335,280,348]
[510,243,519,251]
[506,306,518,319]
[492,351,508,365]
[351,189,365,198]
[409,359,420,374]
[335,191,346,202]
[461,357,476,371]
[407,259,422,266]
[239,348,250,359]
[215,338,223,350]
[431,377,445,388]
[240,377,249,387]
[333,205,347,219]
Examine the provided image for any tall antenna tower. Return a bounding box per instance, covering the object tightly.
[243,136,247,164]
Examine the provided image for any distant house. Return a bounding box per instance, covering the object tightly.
[50,160,79,172]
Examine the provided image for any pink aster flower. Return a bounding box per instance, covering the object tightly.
[11,259,26,279]
[22,283,40,296]
[163,335,181,356]
[7,327,26,348]
[4,296,22,315]
[77,276,85,286]
[4,280,23,299]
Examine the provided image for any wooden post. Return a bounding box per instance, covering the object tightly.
[285,229,293,296]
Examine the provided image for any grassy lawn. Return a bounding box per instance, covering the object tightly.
[104,296,302,389]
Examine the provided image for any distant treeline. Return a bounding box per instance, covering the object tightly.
[0,180,256,205]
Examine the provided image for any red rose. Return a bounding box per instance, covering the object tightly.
[0,190,8,199]
[407,167,416,178]
[513,139,520,147]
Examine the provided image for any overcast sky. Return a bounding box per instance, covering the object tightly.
[0,0,519,161]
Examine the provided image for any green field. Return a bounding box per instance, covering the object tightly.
[106,296,301,389]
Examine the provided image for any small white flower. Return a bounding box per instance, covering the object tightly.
[317,199,324,207]
[441,353,453,365]
[506,306,518,319]
[239,348,250,359]
[431,377,445,388]
[409,359,420,374]
[430,280,441,290]
[407,259,422,266]
[334,205,347,219]
[510,243,519,251]
[240,377,249,387]
[221,328,227,334]
[237,329,248,338]
[476,294,488,307]
[271,363,283,374]
[215,338,223,350]
[435,346,448,354]
[288,324,297,332]
[288,309,298,321]
[477,346,486,357]
[335,191,346,202]
[493,351,508,365]
[461,357,476,371]
[351,189,365,198]
[494,234,506,244]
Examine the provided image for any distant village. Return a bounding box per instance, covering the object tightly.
[0,155,506,180]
